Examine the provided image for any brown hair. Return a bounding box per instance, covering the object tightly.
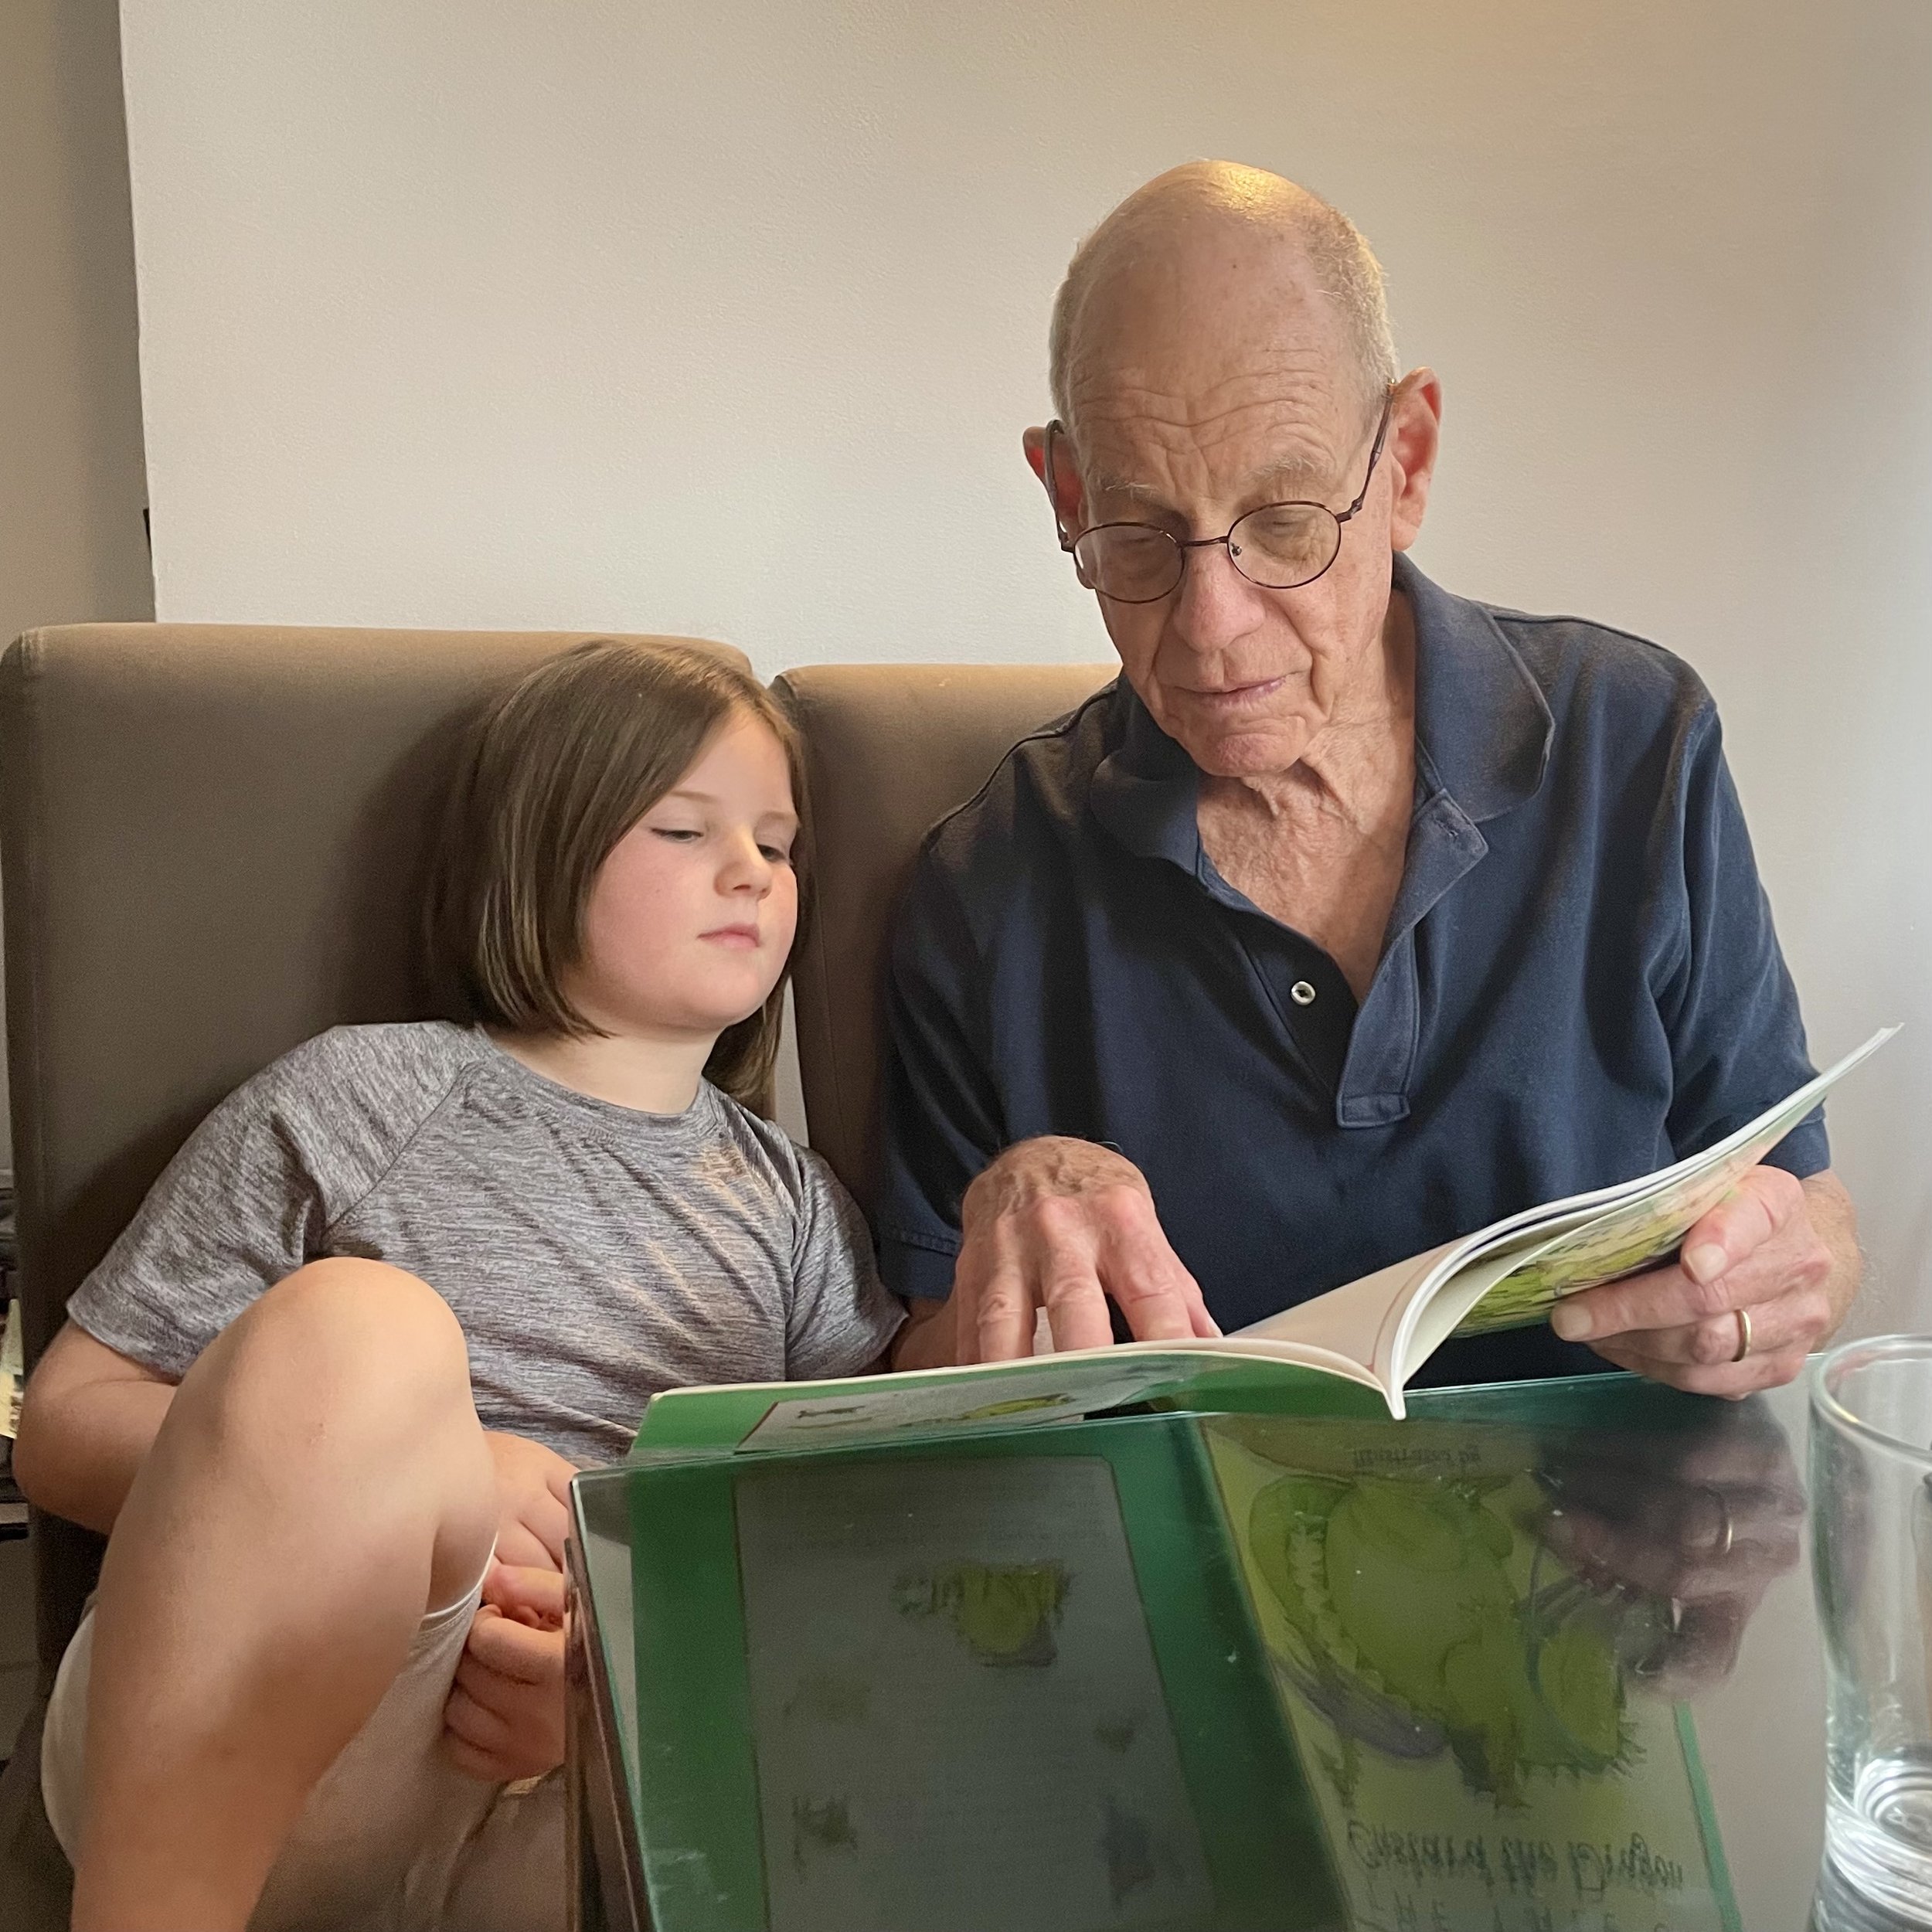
[423,639,806,1109]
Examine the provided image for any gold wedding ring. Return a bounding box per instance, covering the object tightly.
[1699,1485,1735,1560]
[1732,1306,1753,1363]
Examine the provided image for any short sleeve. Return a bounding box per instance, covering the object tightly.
[876,849,1008,1299]
[1655,709,1828,1179]
[64,1073,331,1379]
[785,1149,905,1378]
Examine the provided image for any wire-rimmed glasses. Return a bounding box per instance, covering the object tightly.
[1043,388,1394,604]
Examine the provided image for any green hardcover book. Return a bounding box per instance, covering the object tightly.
[602,1393,1742,1931]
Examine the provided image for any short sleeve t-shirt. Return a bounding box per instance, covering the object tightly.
[66,1022,904,1467]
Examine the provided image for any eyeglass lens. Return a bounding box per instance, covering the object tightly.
[1073,505,1342,603]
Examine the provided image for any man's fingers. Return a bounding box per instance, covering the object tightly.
[953,1138,1201,1363]
[1542,1482,1801,1600]
[944,1247,986,1367]
[1595,1292,1828,1370]
[1042,1264,1117,1352]
[948,1138,1223,1360]
[1677,1168,1800,1287]
[1100,1229,1214,1345]
[1556,1168,1825,1349]
[971,1258,1043,1363]
[1629,1597,1753,1700]
[978,1196,1115,1360]
[1590,1335,1809,1400]
[1554,1260,1732,1345]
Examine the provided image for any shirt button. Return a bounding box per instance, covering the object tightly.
[1290,980,1317,1006]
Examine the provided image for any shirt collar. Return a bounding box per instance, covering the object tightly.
[1396,552,1553,824]
[1089,554,1553,866]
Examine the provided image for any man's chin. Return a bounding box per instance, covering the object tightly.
[1173,719,1315,781]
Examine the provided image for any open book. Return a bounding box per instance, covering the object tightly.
[629,1028,1893,1458]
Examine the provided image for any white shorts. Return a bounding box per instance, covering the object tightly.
[40,1576,565,1932]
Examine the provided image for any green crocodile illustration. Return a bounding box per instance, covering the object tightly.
[1248,1473,1628,1804]
[893,1561,1072,1667]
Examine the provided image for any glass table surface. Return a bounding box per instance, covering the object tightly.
[565,1370,1888,1932]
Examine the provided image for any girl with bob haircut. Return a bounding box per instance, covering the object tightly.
[16,638,903,1932]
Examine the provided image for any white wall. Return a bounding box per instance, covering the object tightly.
[118,0,1932,1325]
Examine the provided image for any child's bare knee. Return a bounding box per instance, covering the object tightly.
[192,1260,473,1443]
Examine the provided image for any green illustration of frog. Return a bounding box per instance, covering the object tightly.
[893,1561,1071,1667]
[1247,1473,1628,1805]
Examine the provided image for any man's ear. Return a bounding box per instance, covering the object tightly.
[1386,370,1444,554]
[1022,424,1081,546]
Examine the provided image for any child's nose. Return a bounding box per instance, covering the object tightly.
[723,835,772,892]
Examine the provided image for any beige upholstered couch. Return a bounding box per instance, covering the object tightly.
[0,623,1111,1927]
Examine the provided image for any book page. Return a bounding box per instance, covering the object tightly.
[1201,1417,1740,1930]
[1449,1026,1896,1338]
[734,1454,1215,1932]
[737,1358,1202,1451]
[636,1341,1393,1458]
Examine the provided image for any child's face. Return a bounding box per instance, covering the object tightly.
[568,711,799,1042]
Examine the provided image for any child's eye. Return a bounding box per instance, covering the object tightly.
[759,844,794,864]
[651,827,702,843]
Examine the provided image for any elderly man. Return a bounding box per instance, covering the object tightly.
[885,162,1856,1395]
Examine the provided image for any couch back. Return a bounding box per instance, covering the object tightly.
[775,663,1113,1213]
[0,624,747,1673]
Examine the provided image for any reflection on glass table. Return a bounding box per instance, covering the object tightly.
[567,1371,1835,1931]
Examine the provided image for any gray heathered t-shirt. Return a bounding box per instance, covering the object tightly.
[66,1022,904,1467]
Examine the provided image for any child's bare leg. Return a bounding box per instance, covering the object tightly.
[69,1259,499,1932]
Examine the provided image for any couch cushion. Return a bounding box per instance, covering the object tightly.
[774,663,1114,1216]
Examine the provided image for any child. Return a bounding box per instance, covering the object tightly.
[13,640,904,1932]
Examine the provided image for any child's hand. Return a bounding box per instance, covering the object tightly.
[442,1560,568,1783]
[484,1430,579,1572]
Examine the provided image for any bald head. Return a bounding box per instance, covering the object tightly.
[1047,162,1396,437]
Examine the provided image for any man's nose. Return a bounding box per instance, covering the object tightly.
[1167,543,1266,651]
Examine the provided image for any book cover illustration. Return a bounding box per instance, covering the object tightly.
[1456,1121,1818,1337]
[1204,1415,1742,1931]
[1454,1031,1894,1337]
[733,1454,1215,1932]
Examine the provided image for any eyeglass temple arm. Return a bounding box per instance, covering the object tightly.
[1042,420,1077,550]
[1337,387,1396,524]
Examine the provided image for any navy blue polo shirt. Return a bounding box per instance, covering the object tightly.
[879,553,1828,1386]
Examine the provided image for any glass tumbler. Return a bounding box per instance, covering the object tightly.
[1813,1335,1932,1915]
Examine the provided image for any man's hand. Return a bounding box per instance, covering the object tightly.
[485,1431,579,1572]
[944,1137,1219,1362]
[1551,1168,1857,1396]
[442,1561,567,1784]
[1533,1400,1804,1697]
